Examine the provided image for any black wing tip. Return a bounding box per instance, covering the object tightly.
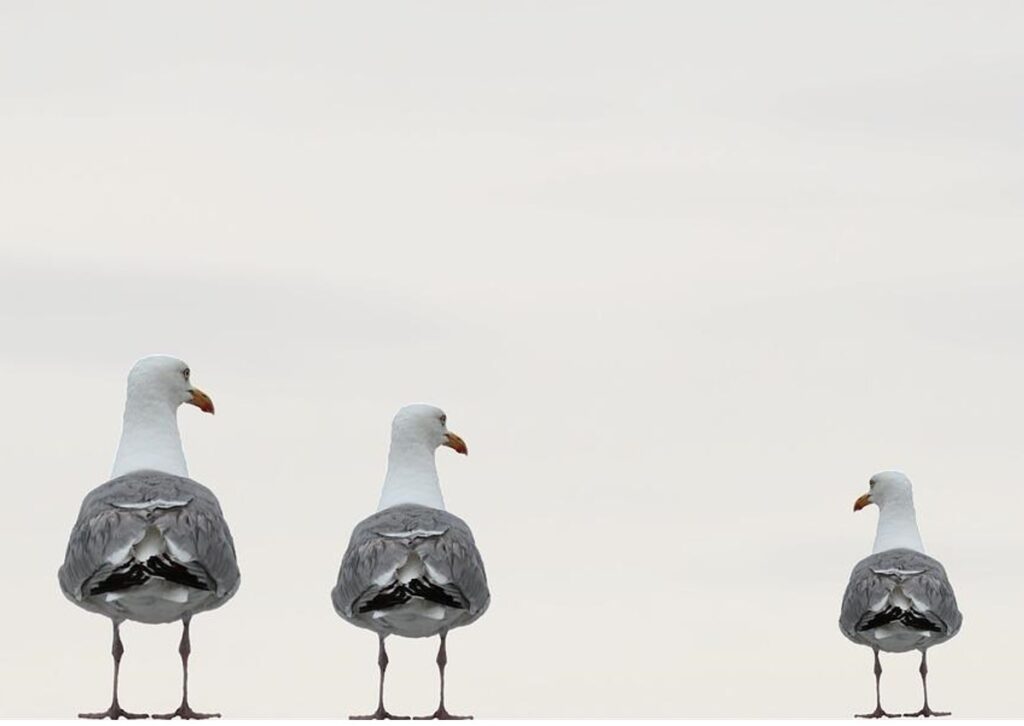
[407,578,466,609]
[358,588,412,613]
[88,563,149,595]
[857,606,943,633]
[358,578,467,614]
[87,555,212,596]
[901,610,943,632]
[145,555,212,591]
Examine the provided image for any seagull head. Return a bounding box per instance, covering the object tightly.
[391,403,467,455]
[854,470,913,512]
[126,354,214,414]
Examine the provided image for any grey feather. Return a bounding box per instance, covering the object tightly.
[59,470,240,622]
[332,504,489,635]
[839,548,962,651]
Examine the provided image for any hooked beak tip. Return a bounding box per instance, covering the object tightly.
[444,432,468,456]
[188,388,215,415]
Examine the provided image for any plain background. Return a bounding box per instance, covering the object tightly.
[1,0,1023,718]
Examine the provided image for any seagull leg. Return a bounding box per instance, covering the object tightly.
[351,635,408,720]
[152,616,220,720]
[415,632,471,720]
[856,648,901,719]
[80,620,149,719]
[904,650,950,718]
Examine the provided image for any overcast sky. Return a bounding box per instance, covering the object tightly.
[2,0,1023,718]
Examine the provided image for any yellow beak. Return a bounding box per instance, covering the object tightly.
[853,492,872,512]
[187,387,215,414]
[443,431,468,455]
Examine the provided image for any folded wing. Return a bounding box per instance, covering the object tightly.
[332,504,489,628]
[840,548,962,648]
[59,470,240,607]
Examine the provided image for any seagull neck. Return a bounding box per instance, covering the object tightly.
[872,499,925,554]
[378,441,445,511]
[111,395,188,478]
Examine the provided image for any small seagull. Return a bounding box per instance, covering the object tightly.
[59,355,240,719]
[839,472,962,719]
[332,404,490,720]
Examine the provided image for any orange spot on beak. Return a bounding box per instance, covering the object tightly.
[444,432,468,455]
[854,493,872,512]
[188,387,215,414]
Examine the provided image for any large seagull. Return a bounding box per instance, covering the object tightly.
[839,471,962,718]
[59,355,240,719]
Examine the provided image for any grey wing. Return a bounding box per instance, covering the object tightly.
[58,471,239,601]
[158,484,240,598]
[901,559,962,637]
[59,500,147,601]
[839,557,891,641]
[415,512,490,617]
[332,515,410,618]
[332,505,490,620]
[839,548,961,640]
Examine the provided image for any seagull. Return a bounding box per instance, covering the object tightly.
[332,404,490,720]
[839,471,962,719]
[59,355,240,720]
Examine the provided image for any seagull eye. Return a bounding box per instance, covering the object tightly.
[869,481,875,488]
[183,368,190,380]
[440,414,447,425]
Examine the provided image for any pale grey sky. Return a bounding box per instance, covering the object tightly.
[1,0,1023,718]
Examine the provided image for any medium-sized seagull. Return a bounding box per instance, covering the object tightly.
[59,355,240,719]
[839,472,962,719]
[332,404,490,720]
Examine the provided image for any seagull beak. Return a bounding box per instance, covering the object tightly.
[443,432,468,455]
[187,387,215,414]
[854,493,872,512]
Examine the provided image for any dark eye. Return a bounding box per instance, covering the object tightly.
[183,368,190,380]
[869,480,875,488]
[440,414,447,425]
